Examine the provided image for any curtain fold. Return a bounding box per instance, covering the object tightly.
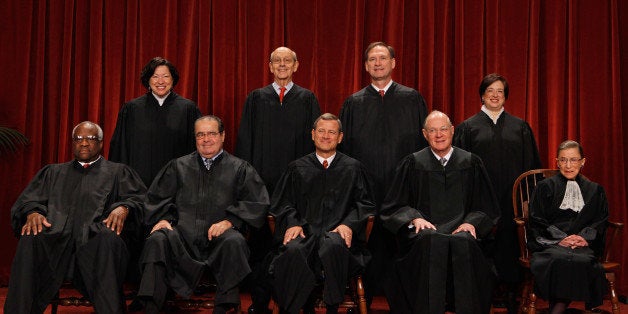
[0,0,626,292]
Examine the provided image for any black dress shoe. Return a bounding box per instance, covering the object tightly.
[248,304,271,314]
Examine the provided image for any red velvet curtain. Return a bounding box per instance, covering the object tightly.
[1,0,627,293]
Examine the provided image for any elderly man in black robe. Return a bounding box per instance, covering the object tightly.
[5,121,146,314]
[269,113,376,314]
[236,46,321,313]
[339,41,428,296]
[137,115,269,314]
[381,111,500,314]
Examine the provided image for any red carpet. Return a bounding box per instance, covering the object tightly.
[0,287,624,313]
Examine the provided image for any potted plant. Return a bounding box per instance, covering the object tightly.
[0,126,29,155]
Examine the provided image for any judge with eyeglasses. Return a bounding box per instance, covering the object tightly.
[5,121,147,314]
[527,140,609,313]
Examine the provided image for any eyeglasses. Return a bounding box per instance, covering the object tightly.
[315,129,339,136]
[425,126,452,135]
[270,58,295,65]
[72,135,100,143]
[195,131,222,139]
[557,157,583,165]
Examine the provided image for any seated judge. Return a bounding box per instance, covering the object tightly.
[4,121,146,314]
[137,115,270,314]
[269,113,377,314]
[528,140,608,313]
[381,110,500,314]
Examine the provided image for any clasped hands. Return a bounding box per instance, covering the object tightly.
[21,205,129,236]
[411,218,477,239]
[283,224,353,248]
[559,234,588,249]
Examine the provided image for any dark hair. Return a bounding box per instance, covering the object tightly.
[557,140,584,157]
[195,115,224,133]
[313,113,343,132]
[363,42,395,61]
[140,57,180,89]
[479,73,509,100]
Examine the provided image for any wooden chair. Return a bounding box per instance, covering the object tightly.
[268,215,375,314]
[512,169,623,314]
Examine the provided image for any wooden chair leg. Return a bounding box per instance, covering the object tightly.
[270,298,280,314]
[606,272,620,314]
[528,290,537,314]
[355,275,367,314]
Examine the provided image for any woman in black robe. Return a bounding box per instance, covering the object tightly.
[528,140,608,313]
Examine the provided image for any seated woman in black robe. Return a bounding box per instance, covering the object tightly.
[528,140,609,313]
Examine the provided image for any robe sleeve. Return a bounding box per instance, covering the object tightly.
[340,163,377,239]
[235,92,256,162]
[462,158,500,238]
[269,165,304,238]
[144,160,180,226]
[521,122,543,169]
[380,156,423,233]
[109,103,130,163]
[108,165,147,227]
[10,166,55,236]
[224,161,269,230]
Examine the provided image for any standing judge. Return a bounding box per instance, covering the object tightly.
[381,111,500,313]
[528,140,608,313]
[236,46,321,312]
[110,56,201,187]
[236,46,321,195]
[339,41,429,295]
[453,73,542,311]
[137,115,269,314]
[269,113,376,314]
[4,121,146,314]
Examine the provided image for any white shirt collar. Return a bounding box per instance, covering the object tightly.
[79,155,102,167]
[431,147,453,166]
[481,105,504,124]
[316,153,336,166]
[151,91,171,106]
[272,81,294,94]
[371,80,393,93]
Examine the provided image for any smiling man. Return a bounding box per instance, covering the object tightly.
[338,41,429,297]
[5,121,146,314]
[137,115,269,314]
[380,111,500,313]
[269,113,376,314]
[236,47,321,313]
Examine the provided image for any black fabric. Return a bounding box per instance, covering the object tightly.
[339,82,428,295]
[454,111,542,283]
[268,152,376,313]
[528,174,609,307]
[236,84,321,195]
[380,147,500,313]
[109,91,201,187]
[137,151,269,309]
[4,159,146,314]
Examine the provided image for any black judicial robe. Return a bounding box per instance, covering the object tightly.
[528,174,608,307]
[139,151,269,298]
[5,158,146,314]
[454,110,542,282]
[339,82,428,203]
[339,82,429,294]
[236,84,321,194]
[110,91,201,187]
[381,147,500,314]
[269,152,377,312]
